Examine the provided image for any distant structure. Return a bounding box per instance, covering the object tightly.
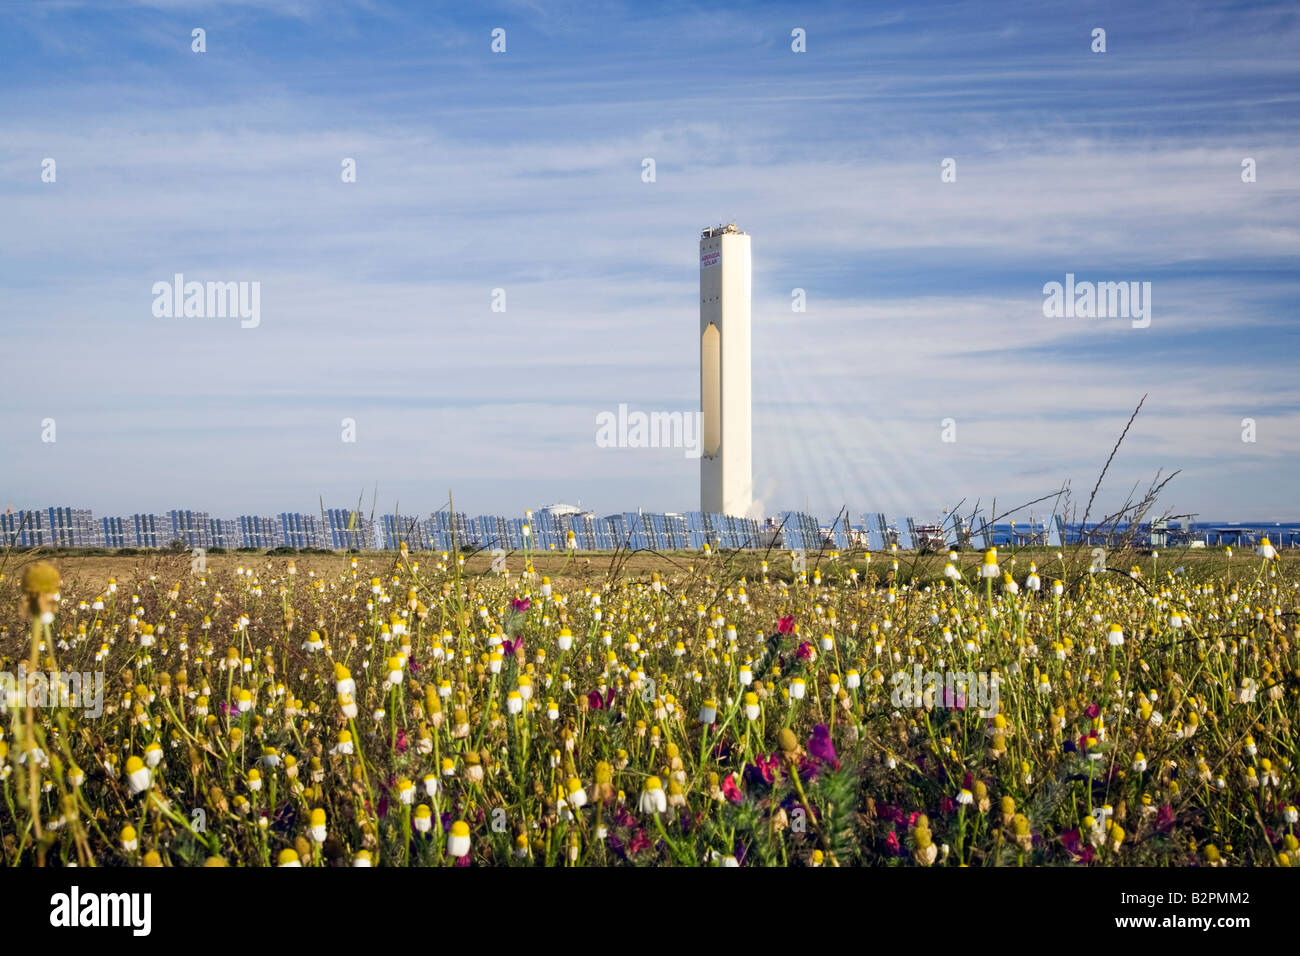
[0,507,102,547]
[699,222,752,516]
[323,508,375,551]
[279,512,326,549]
[167,509,211,548]
[8,501,1283,553]
[131,514,170,549]
[239,515,280,549]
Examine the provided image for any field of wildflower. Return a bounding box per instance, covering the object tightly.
[1,541,1296,867]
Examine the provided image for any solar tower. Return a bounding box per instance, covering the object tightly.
[699,223,753,516]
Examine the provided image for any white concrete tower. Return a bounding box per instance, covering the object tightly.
[699,222,752,516]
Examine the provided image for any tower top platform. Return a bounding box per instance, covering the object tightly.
[701,222,744,239]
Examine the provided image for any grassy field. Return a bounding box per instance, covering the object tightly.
[0,540,1296,866]
[8,541,1287,592]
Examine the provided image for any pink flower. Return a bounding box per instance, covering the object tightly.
[777,616,795,635]
[511,598,530,613]
[721,773,743,804]
[1061,829,1095,863]
[796,641,814,661]
[748,754,774,785]
[628,829,653,854]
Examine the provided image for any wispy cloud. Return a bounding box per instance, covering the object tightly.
[1,0,1297,521]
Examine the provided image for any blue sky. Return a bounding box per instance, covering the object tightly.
[2,0,1298,524]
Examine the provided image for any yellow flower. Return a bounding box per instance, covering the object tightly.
[21,561,60,596]
[20,561,60,617]
[447,820,472,857]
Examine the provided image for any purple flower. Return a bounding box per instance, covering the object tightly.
[607,833,627,859]
[612,805,637,828]
[797,756,824,781]
[807,724,840,770]
[733,840,749,866]
[511,598,530,613]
